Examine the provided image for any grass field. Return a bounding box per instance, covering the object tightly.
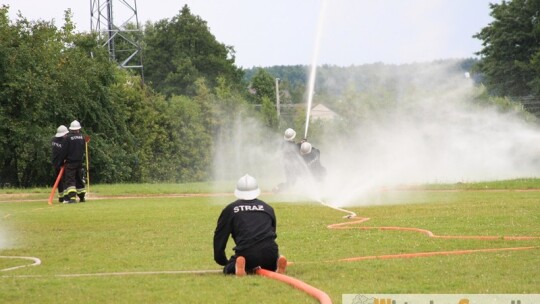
[0,180,539,303]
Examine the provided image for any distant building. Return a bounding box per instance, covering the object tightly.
[310,103,339,120]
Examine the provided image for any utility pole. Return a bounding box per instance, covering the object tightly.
[275,78,281,118]
[90,0,143,76]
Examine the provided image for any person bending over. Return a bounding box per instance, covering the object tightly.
[300,142,327,182]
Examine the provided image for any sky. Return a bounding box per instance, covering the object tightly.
[3,0,500,68]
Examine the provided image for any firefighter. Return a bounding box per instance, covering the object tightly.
[213,174,287,276]
[60,120,86,203]
[51,125,69,203]
[300,142,327,182]
[273,128,303,193]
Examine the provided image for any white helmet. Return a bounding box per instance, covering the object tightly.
[300,142,312,155]
[284,128,296,141]
[55,125,69,137]
[234,174,261,200]
[69,120,81,130]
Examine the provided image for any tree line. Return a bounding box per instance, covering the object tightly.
[0,2,537,187]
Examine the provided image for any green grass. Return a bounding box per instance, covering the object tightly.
[0,184,539,303]
[0,182,229,199]
[421,178,540,190]
[1,178,540,197]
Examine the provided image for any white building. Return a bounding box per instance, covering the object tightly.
[310,104,338,120]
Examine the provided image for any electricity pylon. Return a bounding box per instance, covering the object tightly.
[90,0,143,74]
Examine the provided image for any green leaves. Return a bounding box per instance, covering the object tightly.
[474,0,540,97]
[0,5,247,187]
[143,5,243,97]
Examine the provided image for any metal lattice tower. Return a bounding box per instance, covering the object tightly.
[90,0,143,72]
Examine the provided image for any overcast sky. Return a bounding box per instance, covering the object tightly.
[3,0,500,68]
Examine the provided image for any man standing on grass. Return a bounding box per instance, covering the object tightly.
[60,120,86,204]
[51,125,69,203]
[213,174,287,276]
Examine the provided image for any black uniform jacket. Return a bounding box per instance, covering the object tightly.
[302,147,326,179]
[213,199,277,266]
[51,136,66,169]
[60,131,85,164]
[282,140,300,161]
[302,147,320,167]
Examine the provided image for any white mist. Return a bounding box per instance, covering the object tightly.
[311,63,540,207]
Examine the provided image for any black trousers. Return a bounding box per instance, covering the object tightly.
[223,241,279,275]
[63,162,85,199]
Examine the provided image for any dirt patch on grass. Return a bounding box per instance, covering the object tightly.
[0,192,233,203]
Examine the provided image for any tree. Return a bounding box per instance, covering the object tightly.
[249,68,276,102]
[0,8,77,186]
[152,94,212,182]
[474,0,540,97]
[260,96,279,129]
[248,69,279,129]
[0,5,252,187]
[0,7,146,186]
[143,5,244,97]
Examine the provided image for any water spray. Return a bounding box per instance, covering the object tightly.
[303,0,328,140]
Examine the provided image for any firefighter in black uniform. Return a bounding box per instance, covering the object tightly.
[60,120,86,203]
[300,142,327,182]
[213,174,287,276]
[273,128,302,193]
[51,125,69,203]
